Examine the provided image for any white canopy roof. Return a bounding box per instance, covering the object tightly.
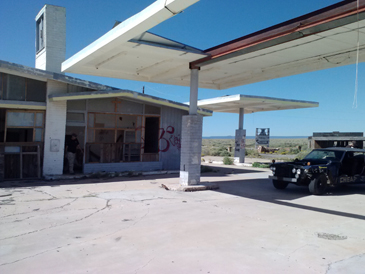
[62,0,365,90]
[196,94,319,114]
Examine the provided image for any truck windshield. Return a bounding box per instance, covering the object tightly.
[304,150,344,161]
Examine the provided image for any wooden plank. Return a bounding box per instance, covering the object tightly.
[37,144,41,178]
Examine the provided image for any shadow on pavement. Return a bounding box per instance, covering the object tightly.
[214,178,365,221]
[0,166,264,188]
[201,165,266,175]
[0,173,180,189]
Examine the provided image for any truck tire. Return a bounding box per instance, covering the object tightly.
[273,179,289,190]
[309,174,327,195]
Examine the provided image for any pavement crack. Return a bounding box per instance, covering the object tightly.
[0,248,54,267]
[0,199,110,241]
[1,198,78,218]
[33,189,57,200]
[134,257,155,274]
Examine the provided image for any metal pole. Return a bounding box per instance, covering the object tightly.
[239,108,244,129]
[189,69,199,115]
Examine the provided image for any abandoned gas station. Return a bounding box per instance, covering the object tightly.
[0,0,364,183]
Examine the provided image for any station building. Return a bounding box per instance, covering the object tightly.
[0,4,211,180]
[0,59,211,180]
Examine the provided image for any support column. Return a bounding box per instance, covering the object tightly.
[43,80,67,176]
[179,69,203,185]
[234,108,246,163]
[189,68,199,115]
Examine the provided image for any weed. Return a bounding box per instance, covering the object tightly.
[223,156,234,165]
[252,162,270,168]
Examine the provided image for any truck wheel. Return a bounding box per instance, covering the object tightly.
[309,175,327,195]
[273,180,289,190]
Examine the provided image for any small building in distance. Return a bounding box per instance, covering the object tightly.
[308,132,365,149]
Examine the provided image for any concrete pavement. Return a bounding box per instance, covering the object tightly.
[1,165,365,273]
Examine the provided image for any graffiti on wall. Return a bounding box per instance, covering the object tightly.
[137,125,181,152]
[159,126,181,152]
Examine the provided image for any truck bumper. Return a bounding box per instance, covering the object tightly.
[269,175,298,183]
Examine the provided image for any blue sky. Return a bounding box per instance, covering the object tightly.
[0,0,364,137]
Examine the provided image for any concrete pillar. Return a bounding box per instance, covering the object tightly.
[239,108,244,129]
[43,80,67,175]
[179,69,202,185]
[180,115,203,185]
[235,108,246,163]
[189,69,199,115]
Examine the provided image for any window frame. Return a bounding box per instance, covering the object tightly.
[4,110,45,142]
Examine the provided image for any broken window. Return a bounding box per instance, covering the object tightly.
[5,110,45,142]
[5,75,26,101]
[0,73,46,102]
[85,100,162,163]
[6,128,34,142]
[26,79,46,102]
[116,115,136,129]
[95,114,115,128]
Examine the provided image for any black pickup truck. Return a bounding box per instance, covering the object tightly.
[269,147,365,195]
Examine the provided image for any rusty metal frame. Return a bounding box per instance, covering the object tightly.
[190,0,365,69]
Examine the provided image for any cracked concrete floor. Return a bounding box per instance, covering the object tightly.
[1,167,365,274]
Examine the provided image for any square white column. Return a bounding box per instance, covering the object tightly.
[179,115,203,185]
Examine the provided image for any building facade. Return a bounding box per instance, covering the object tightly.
[0,61,210,180]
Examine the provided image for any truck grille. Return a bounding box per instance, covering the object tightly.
[275,165,295,178]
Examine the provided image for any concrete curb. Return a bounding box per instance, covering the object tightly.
[161,182,219,192]
[44,170,180,181]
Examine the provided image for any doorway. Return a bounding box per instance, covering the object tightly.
[144,117,159,153]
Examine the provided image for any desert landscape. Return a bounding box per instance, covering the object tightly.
[202,138,309,162]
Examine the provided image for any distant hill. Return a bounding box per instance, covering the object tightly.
[203,136,308,139]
